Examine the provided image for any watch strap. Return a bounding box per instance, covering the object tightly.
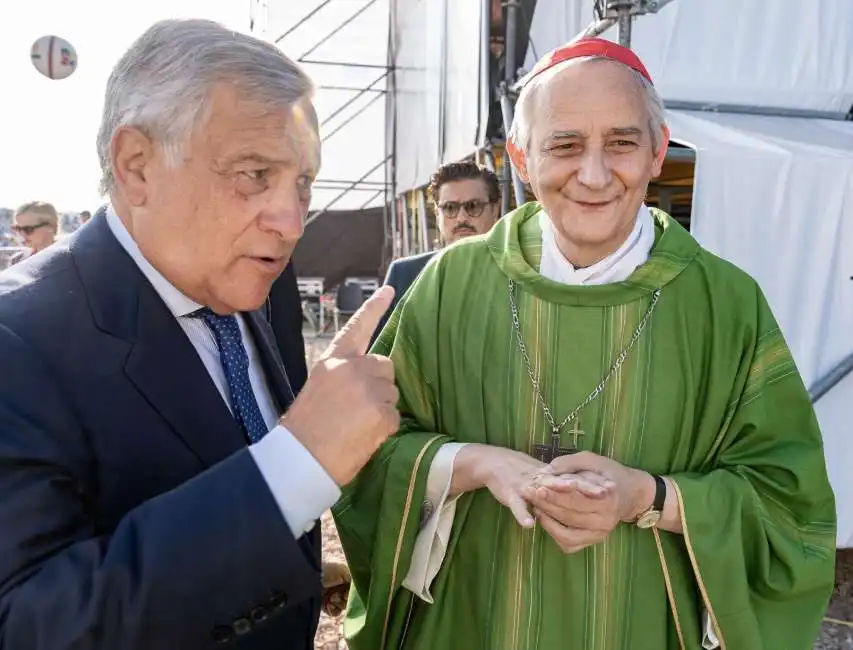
[651,474,666,512]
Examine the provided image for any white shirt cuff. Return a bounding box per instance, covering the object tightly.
[250,424,341,538]
[403,442,469,602]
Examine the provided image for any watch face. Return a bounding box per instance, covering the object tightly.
[636,511,662,529]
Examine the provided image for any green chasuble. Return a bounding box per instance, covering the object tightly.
[332,204,836,650]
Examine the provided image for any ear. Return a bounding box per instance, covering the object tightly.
[651,125,670,178]
[112,126,155,206]
[506,137,531,184]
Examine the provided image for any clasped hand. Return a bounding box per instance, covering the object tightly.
[480,448,651,554]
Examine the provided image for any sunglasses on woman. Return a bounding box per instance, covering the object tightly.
[12,222,51,235]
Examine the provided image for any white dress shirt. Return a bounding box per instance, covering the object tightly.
[105,207,340,537]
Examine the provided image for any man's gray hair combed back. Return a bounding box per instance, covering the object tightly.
[96,19,313,195]
[508,56,667,158]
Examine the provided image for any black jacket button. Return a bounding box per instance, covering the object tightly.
[269,592,288,609]
[232,617,252,636]
[212,626,234,644]
[250,605,268,623]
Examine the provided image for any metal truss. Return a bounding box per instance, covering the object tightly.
[265,0,392,214]
[305,156,392,226]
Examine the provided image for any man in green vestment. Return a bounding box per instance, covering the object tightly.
[333,37,837,650]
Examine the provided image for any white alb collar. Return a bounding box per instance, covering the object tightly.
[538,205,655,286]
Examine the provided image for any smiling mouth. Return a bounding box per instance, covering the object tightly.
[575,200,614,208]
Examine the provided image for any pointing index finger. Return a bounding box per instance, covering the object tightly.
[322,286,395,358]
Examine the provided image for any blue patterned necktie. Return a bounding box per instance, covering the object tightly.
[195,308,268,443]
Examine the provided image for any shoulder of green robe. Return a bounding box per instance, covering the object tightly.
[678,233,799,401]
[419,222,503,278]
[646,208,799,395]
[646,207,765,314]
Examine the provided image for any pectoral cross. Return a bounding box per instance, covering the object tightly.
[533,421,584,463]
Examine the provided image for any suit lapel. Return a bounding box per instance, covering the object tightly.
[124,282,247,466]
[71,207,246,467]
[243,310,296,413]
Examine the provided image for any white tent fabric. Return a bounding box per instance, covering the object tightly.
[252,0,390,212]
[525,0,853,113]
[667,110,853,547]
[393,0,488,191]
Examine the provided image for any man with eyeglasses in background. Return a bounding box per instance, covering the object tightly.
[8,201,59,266]
[373,161,501,342]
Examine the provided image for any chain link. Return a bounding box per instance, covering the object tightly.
[508,279,662,435]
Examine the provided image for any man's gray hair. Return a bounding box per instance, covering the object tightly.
[508,56,667,158]
[96,19,313,195]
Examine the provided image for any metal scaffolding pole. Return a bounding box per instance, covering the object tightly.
[266,0,393,244]
[318,85,385,93]
[499,86,527,209]
[299,59,387,69]
[359,189,386,210]
[321,70,389,127]
[314,178,388,187]
[810,352,853,404]
[386,0,399,262]
[322,92,385,142]
[500,0,527,211]
[273,1,333,43]
[583,0,681,42]
[298,0,381,62]
[305,155,391,226]
[609,1,634,46]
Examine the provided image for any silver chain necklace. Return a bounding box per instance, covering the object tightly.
[508,279,662,460]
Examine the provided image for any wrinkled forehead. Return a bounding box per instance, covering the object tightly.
[531,59,650,138]
[199,86,321,172]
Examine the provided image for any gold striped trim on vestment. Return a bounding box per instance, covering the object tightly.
[379,434,445,650]
[671,480,727,650]
[742,332,796,406]
[652,528,687,650]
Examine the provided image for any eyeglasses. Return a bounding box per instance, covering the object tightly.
[11,222,51,235]
[437,200,492,218]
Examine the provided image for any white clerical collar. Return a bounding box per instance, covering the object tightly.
[105,205,203,318]
[538,204,655,286]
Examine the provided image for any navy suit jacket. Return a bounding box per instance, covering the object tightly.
[268,262,308,391]
[0,211,321,649]
[372,250,436,346]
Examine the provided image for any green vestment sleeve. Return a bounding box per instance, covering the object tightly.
[332,259,450,650]
[661,287,836,650]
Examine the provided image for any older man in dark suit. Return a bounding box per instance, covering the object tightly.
[0,20,398,650]
[373,161,501,343]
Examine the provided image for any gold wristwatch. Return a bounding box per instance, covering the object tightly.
[634,475,666,529]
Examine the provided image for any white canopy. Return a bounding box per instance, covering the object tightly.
[525,0,853,113]
[666,110,853,547]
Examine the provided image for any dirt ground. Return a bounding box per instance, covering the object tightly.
[304,335,853,649]
[315,512,348,650]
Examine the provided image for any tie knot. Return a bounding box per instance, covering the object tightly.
[193,306,229,322]
[193,307,240,337]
